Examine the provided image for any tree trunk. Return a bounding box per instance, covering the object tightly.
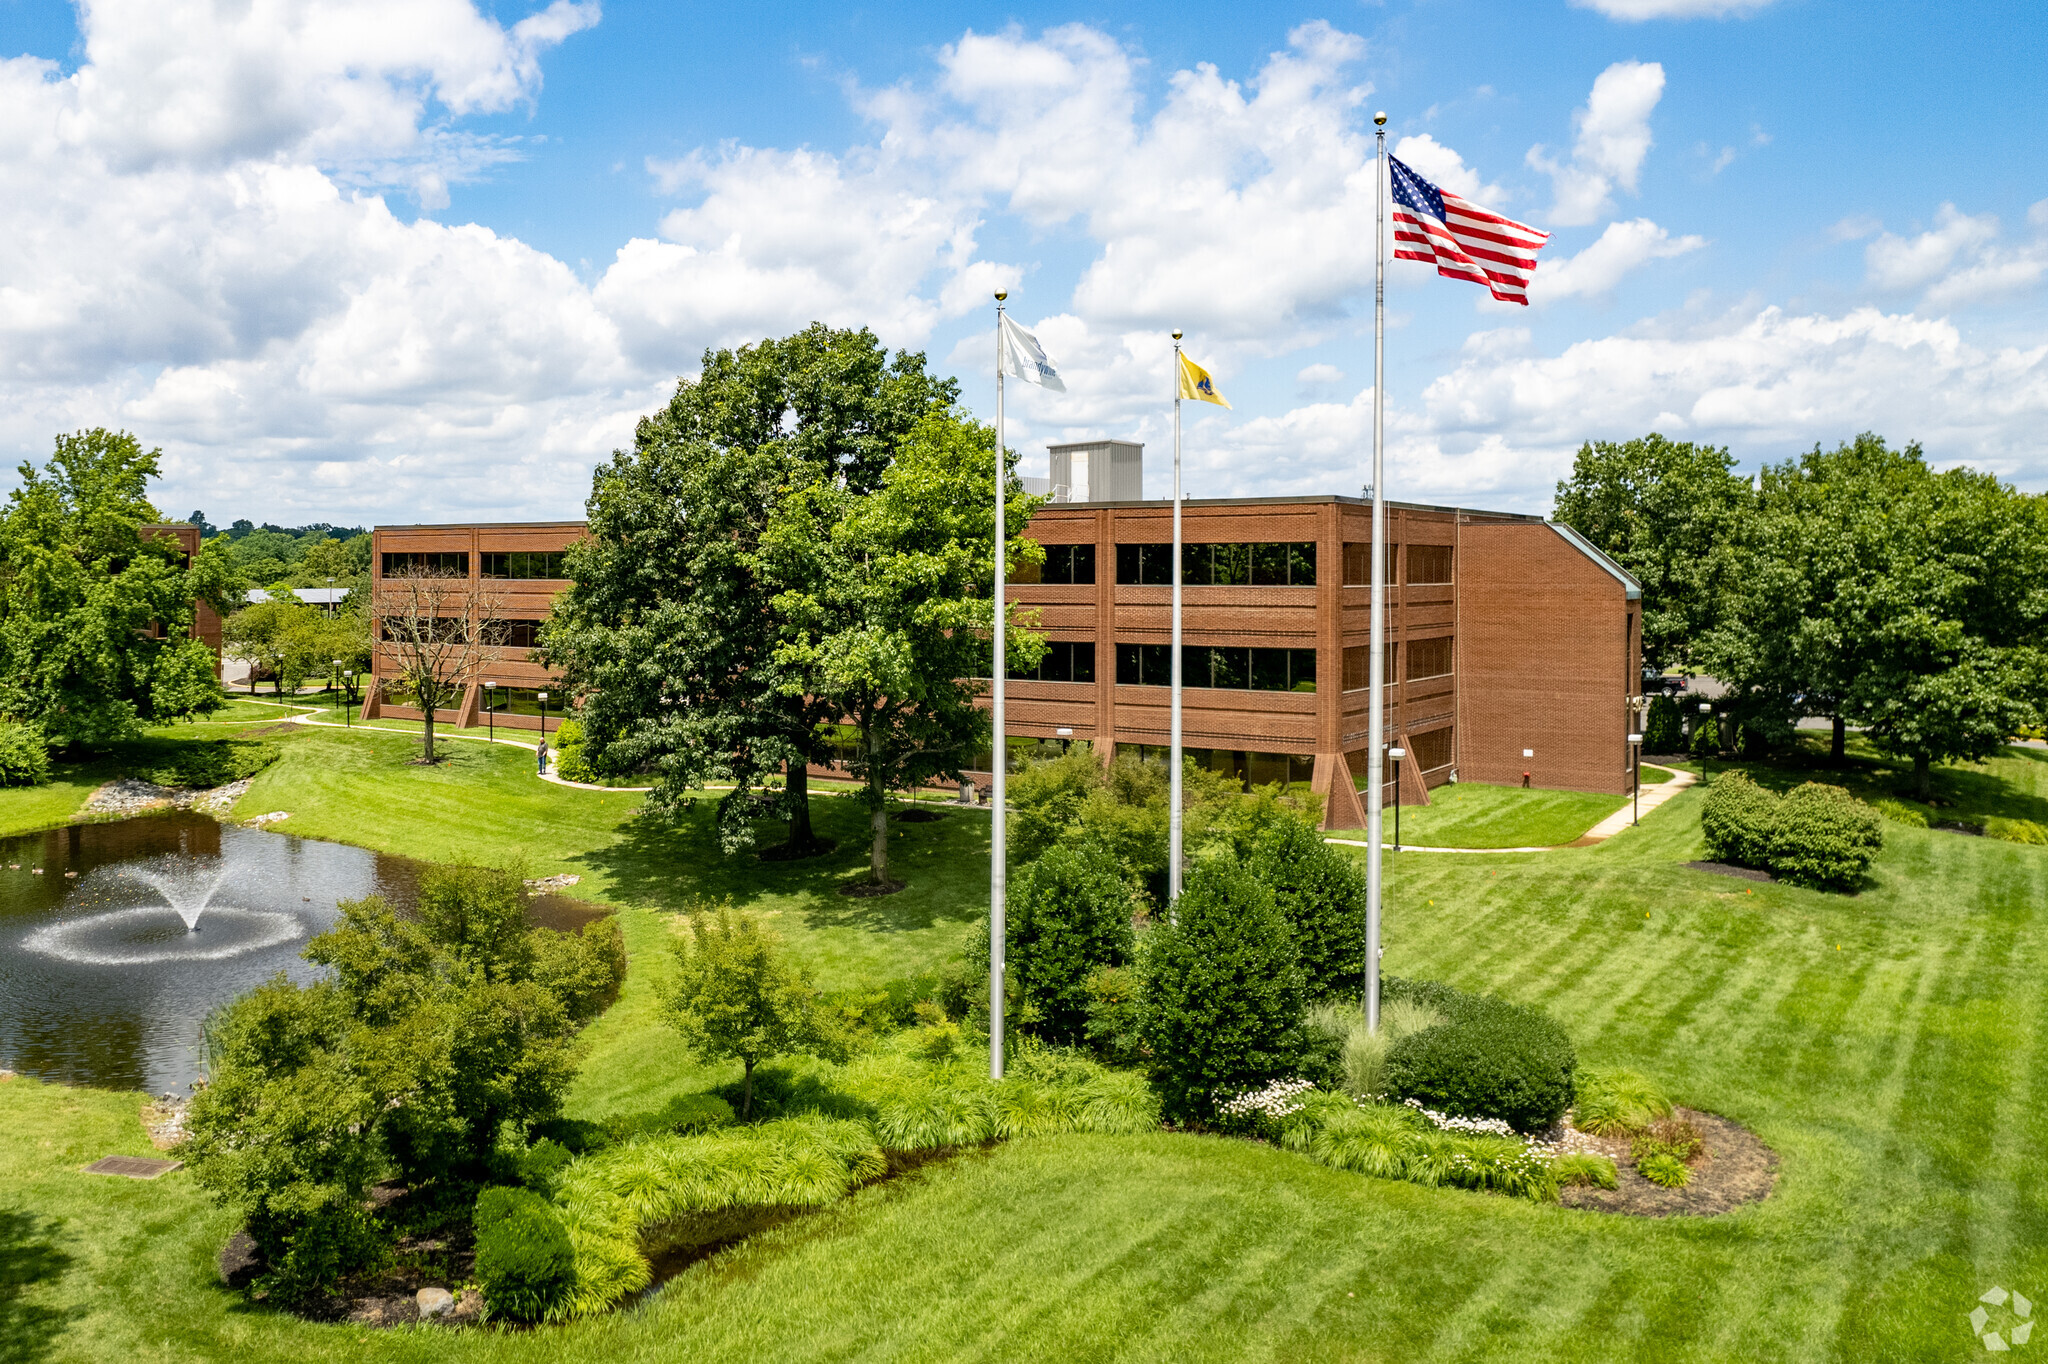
[741,1058,754,1120]
[422,698,437,763]
[784,761,815,851]
[1915,752,1931,801]
[1831,715,1846,765]
[869,779,890,884]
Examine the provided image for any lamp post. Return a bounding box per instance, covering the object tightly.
[484,681,497,744]
[343,672,353,728]
[538,690,549,737]
[330,658,340,707]
[1698,700,1714,757]
[1627,732,1644,824]
[1388,746,1406,851]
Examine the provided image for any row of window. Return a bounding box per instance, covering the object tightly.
[1339,637,1454,690]
[1005,638,1453,692]
[482,550,570,580]
[375,618,543,647]
[1016,540,1455,588]
[378,550,571,580]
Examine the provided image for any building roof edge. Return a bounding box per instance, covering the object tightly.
[1546,522,1643,599]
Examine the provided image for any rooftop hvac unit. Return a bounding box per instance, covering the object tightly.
[1047,440,1143,503]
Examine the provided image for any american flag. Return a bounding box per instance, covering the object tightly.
[1389,154,1549,306]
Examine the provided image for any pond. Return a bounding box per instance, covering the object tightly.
[0,813,604,1095]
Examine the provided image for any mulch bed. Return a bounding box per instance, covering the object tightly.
[1684,860,1776,883]
[1561,1107,1777,1217]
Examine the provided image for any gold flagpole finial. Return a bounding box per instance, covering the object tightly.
[1172,330,1183,341]
[994,290,1008,302]
[1374,111,1387,127]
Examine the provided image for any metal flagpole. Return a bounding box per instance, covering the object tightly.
[1170,330,1185,906]
[1365,112,1388,1035]
[991,291,1009,1080]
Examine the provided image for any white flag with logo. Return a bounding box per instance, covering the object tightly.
[999,314,1066,392]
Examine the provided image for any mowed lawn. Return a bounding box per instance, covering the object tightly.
[2,731,2045,1360]
[1335,779,1631,849]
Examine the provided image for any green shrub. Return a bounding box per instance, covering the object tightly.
[1381,987,1576,1132]
[1553,1152,1619,1189]
[1770,782,1883,890]
[1644,695,1683,753]
[473,1186,576,1323]
[1300,1100,1427,1179]
[1247,818,1369,1002]
[529,918,628,1026]
[1306,997,1443,1102]
[1986,816,2048,846]
[1572,1067,1672,1136]
[1006,839,1135,1046]
[518,1139,575,1194]
[1872,798,1930,827]
[1138,855,1307,1123]
[552,719,594,783]
[0,722,50,786]
[1081,965,1144,1066]
[182,980,388,1302]
[1701,771,1778,867]
[1637,1152,1690,1188]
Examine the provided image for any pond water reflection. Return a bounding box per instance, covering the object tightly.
[0,813,603,1095]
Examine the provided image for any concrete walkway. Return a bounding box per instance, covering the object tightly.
[1324,767,1697,855]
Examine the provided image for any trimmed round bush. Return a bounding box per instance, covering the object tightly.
[1383,993,1576,1133]
[1008,838,1135,1046]
[474,1185,575,1323]
[1769,782,1883,890]
[1138,855,1306,1123]
[1246,817,1368,1003]
[0,722,51,787]
[1700,771,1778,868]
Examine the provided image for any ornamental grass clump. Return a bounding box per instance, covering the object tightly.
[1573,1068,1673,1137]
[1553,1152,1620,1189]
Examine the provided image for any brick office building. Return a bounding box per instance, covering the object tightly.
[364,468,1641,828]
[144,523,225,671]
[363,521,584,732]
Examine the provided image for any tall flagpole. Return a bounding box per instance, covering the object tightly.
[1365,112,1388,1035]
[1169,330,1185,906]
[991,290,1009,1079]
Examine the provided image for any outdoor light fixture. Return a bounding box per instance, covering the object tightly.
[485,681,498,743]
[538,690,549,738]
[1628,732,1645,825]
[1388,746,1406,851]
[1700,702,1712,713]
[1055,727,1073,737]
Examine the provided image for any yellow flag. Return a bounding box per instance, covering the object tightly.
[1177,352,1231,408]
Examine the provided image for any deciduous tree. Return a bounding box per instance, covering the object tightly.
[660,904,818,1119]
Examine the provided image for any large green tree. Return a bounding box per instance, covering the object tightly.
[0,429,239,747]
[762,407,1043,886]
[543,325,963,854]
[1551,433,1751,674]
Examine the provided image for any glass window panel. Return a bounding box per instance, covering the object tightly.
[1251,543,1288,585]
[1288,542,1317,585]
[1115,544,1143,584]
[1289,648,1318,692]
[1071,543,1096,585]
[1250,648,1290,691]
[1213,543,1250,585]
[1180,543,1210,585]
[1012,549,1043,585]
[1115,643,1142,685]
[1407,544,1453,584]
[1209,646,1248,689]
[1141,544,1173,585]
[1179,646,1209,688]
[1071,641,1095,682]
[1246,751,1290,787]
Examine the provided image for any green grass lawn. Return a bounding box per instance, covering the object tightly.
[1334,780,1632,848]
[4,736,2046,1360]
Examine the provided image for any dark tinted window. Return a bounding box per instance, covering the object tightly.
[481,550,569,579]
[1118,541,1314,586]
[1038,543,1096,585]
[1008,640,1095,682]
[381,551,468,577]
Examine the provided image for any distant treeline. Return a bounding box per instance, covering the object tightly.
[182,511,370,590]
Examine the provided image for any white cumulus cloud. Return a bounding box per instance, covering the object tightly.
[1528,61,1665,226]
[1570,0,1778,18]
[1528,218,1707,302]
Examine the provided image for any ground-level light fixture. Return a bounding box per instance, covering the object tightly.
[538,690,550,741]
[484,681,499,743]
[1055,727,1073,737]
[1388,745,1406,851]
[1627,732,1645,824]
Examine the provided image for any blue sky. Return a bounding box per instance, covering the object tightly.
[1,0,2043,524]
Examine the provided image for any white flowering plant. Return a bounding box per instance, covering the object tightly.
[1212,1077,1318,1139]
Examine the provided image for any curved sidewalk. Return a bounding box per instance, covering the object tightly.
[1324,768,1697,855]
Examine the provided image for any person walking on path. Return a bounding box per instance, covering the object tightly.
[537,739,549,776]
